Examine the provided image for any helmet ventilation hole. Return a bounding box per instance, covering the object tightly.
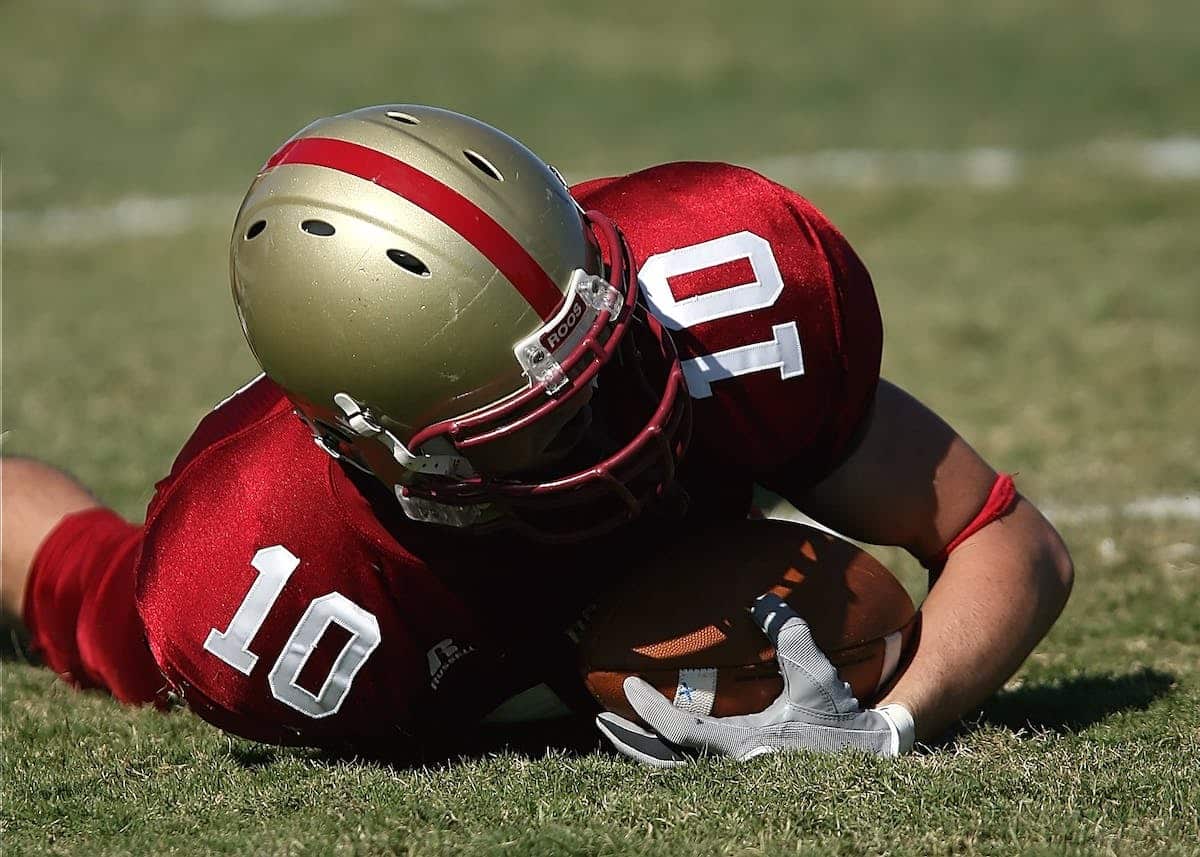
[301,219,335,237]
[387,249,431,278]
[245,220,267,240]
[385,111,420,125]
[463,150,504,181]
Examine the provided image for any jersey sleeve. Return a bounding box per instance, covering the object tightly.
[757,176,882,490]
[576,162,883,496]
[570,175,622,200]
[23,507,166,705]
[149,373,286,506]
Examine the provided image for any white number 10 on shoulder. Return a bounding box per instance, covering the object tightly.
[638,231,805,399]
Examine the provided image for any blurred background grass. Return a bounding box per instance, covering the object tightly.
[2,2,1199,854]
[5,0,1200,208]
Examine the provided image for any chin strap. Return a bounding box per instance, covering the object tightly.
[332,392,475,479]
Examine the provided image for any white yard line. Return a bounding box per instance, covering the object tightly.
[122,0,460,18]
[1040,495,1200,526]
[5,194,231,247]
[199,0,344,18]
[751,136,1200,188]
[759,493,1200,531]
[1086,137,1200,180]
[8,136,1199,248]
[751,146,1024,188]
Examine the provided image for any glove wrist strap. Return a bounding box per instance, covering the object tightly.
[875,703,916,755]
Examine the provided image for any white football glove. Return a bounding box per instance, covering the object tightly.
[595,593,916,767]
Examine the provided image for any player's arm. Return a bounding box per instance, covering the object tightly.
[790,379,1075,741]
[1,457,100,620]
[597,380,1073,765]
[1,457,165,705]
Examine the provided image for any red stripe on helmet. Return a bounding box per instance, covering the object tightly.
[264,136,564,320]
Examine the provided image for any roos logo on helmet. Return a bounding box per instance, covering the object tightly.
[540,294,588,352]
[513,272,609,395]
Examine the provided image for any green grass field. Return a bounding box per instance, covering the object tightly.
[3,1,1199,854]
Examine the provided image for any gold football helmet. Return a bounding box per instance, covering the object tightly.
[230,105,689,540]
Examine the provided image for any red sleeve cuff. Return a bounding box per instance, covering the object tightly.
[24,507,164,704]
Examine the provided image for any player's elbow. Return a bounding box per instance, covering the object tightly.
[1033,512,1074,618]
[990,498,1074,626]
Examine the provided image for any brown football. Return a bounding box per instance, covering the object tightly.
[579,519,919,724]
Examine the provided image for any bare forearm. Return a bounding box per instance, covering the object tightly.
[1,457,99,620]
[876,498,1074,740]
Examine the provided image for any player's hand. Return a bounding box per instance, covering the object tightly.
[594,593,916,767]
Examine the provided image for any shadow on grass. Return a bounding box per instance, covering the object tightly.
[220,713,604,773]
[378,668,1181,769]
[301,667,1181,770]
[0,611,34,665]
[974,667,1178,734]
[439,716,604,767]
[301,715,605,773]
[229,743,287,769]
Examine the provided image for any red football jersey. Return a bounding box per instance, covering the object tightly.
[28,162,881,752]
[575,163,882,518]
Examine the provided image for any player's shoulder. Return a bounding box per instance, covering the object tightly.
[578,162,881,490]
[152,373,293,495]
[572,161,847,267]
[141,375,343,553]
[140,373,429,573]
[573,160,779,191]
[573,161,790,212]
[143,382,338,552]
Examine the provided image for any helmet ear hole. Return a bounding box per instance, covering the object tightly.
[245,219,267,240]
[463,150,504,182]
[387,249,431,278]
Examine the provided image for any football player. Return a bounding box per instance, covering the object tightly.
[2,105,1073,761]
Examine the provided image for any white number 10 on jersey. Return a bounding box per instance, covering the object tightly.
[204,545,381,719]
[638,231,805,398]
